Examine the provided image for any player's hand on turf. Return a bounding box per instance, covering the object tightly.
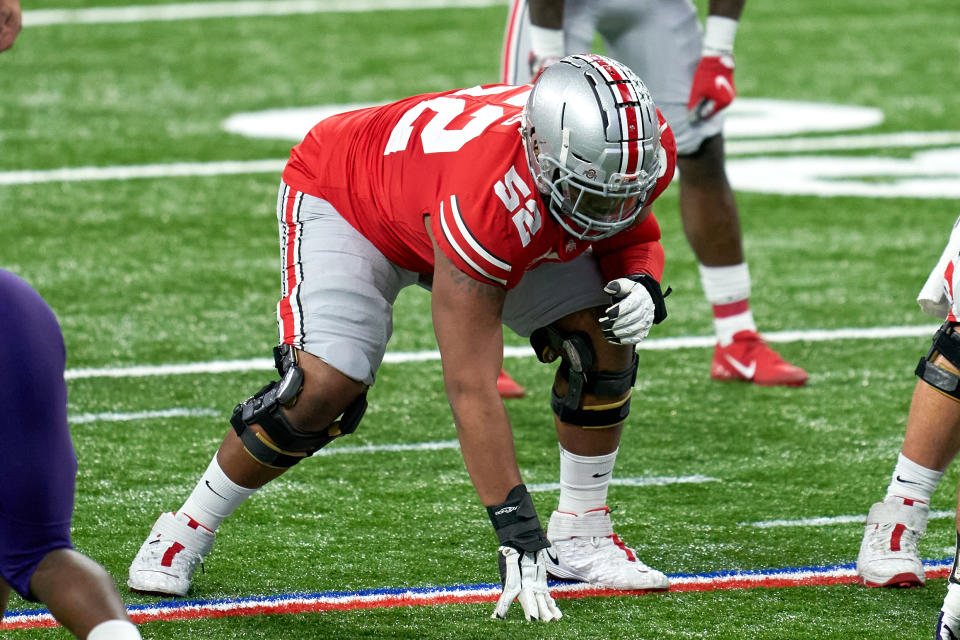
[492,546,562,622]
[601,277,657,345]
[687,54,736,124]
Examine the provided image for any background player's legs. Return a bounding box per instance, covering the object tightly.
[677,138,741,267]
[596,0,807,387]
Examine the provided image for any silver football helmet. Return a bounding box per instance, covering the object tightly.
[521,54,665,240]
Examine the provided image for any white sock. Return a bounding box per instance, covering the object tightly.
[179,455,258,531]
[556,445,617,514]
[86,620,142,640]
[698,263,757,345]
[885,452,943,504]
[698,262,751,305]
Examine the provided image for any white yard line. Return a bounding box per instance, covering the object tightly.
[64,324,937,380]
[0,160,285,186]
[68,407,219,423]
[6,132,960,186]
[527,475,719,492]
[23,0,504,27]
[746,509,955,528]
[726,131,960,155]
[316,440,461,456]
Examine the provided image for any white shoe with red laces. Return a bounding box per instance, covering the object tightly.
[545,507,669,591]
[710,330,808,387]
[856,497,927,588]
[128,512,215,596]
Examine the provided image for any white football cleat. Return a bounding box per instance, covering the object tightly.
[856,497,928,588]
[545,507,669,591]
[128,512,216,596]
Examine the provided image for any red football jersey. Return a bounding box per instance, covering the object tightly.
[282,84,676,289]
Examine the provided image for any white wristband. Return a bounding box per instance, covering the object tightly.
[529,24,565,59]
[703,15,738,55]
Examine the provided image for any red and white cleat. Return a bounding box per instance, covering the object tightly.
[545,507,669,591]
[128,512,215,596]
[710,330,808,387]
[497,368,526,399]
[857,497,928,588]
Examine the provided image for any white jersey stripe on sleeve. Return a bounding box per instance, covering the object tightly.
[449,196,511,272]
[439,199,509,286]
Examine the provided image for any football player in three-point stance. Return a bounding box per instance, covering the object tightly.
[0,270,142,640]
[854,216,960,639]
[502,0,808,387]
[128,54,676,621]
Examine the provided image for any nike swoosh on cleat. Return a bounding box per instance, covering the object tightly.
[723,354,757,379]
[205,480,228,500]
[592,471,611,478]
[545,549,559,565]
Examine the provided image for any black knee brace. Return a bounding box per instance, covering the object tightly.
[230,344,368,468]
[530,326,638,428]
[916,322,960,402]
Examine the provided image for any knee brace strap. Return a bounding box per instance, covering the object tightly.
[231,346,368,468]
[231,385,368,468]
[550,355,638,428]
[916,323,960,402]
[531,326,594,414]
[531,325,639,427]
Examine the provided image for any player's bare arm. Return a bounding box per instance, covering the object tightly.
[0,0,21,52]
[428,230,521,506]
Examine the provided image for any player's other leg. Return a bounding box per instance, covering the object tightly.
[677,137,807,386]
[536,307,668,591]
[858,353,960,587]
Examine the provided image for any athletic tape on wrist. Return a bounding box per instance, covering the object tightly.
[703,15,738,55]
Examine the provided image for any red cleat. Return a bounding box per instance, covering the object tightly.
[497,368,526,399]
[710,330,808,387]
